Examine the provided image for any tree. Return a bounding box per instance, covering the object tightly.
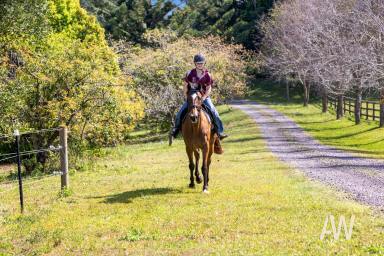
[260,0,376,121]
[0,0,144,169]
[80,0,176,43]
[169,0,276,49]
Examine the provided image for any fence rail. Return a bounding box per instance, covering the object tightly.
[327,95,381,121]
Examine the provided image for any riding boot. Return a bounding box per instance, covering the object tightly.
[171,127,179,138]
[169,127,180,146]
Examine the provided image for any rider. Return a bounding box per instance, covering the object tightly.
[171,53,228,140]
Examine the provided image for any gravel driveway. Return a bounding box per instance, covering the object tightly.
[231,100,384,208]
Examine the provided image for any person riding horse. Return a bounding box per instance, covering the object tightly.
[171,53,228,140]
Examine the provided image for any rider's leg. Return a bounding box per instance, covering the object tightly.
[172,101,188,137]
[203,97,228,139]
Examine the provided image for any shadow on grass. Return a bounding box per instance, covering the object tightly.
[299,123,355,130]
[226,136,263,144]
[126,133,168,145]
[320,127,379,140]
[91,187,183,204]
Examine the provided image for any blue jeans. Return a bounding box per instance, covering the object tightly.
[174,97,224,134]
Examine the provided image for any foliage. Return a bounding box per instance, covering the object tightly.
[0,0,144,168]
[169,0,276,49]
[116,30,249,130]
[80,0,176,43]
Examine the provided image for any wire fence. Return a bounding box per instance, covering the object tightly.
[0,127,69,213]
[0,171,63,195]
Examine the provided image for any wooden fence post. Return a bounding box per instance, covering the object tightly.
[59,126,69,189]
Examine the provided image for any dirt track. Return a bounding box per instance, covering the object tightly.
[232,100,384,208]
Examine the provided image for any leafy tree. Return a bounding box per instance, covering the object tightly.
[0,0,144,170]
[169,0,276,49]
[80,0,176,43]
[117,29,249,131]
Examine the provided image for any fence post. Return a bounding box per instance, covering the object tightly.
[14,130,24,214]
[380,88,384,127]
[59,126,69,190]
[366,102,369,120]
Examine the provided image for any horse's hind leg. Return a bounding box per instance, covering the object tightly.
[186,147,195,188]
[202,145,209,193]
[207,146,214,185]
[194,150,202,184]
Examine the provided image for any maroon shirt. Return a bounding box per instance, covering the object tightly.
[183,68,213,95]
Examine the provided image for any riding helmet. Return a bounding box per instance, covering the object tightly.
[194,53,205,63]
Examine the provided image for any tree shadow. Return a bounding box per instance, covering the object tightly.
[325,127,378,140]
[90,187,183,204]
[226,136,263,144]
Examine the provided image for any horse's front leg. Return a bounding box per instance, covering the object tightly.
[202,144,209,193]
[194,150,202,184]
[186,147,195,188]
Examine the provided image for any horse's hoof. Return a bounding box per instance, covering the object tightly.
[202,189,209,194]
[196,177,202,184]
[189,183,195,188]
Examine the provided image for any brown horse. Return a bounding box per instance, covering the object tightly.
[182,91,220,193]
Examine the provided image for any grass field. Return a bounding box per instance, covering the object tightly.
[1,105,384,255]
[248,79,384,158]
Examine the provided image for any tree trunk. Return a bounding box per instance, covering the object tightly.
[380,88,384,127]
[286,80,290,102]
[337,94,344,119]
[303,80,309,107]
[322,88,328,113]
[355,86,362,125]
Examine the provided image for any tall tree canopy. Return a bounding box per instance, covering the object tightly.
[80,0,176,43]
[169,0,276,49]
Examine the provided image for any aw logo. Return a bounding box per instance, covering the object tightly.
[320,214,355,241]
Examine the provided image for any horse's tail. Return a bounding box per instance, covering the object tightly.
[213,134,223,154]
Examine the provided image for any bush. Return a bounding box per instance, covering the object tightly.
[117,30,250,130]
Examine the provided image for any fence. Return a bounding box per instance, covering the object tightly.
[327,95,381,121]
[0,126,69,213]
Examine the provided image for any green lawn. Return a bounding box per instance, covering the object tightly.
[1,105,384,255]
[248,79,384,158]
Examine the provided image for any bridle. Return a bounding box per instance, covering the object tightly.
[188,92,202,123]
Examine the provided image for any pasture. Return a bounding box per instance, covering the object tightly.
[1,106,384,255]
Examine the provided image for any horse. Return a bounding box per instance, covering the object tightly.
[181,91,220,193]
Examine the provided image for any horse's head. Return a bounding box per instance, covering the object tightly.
[187,91,203,124]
